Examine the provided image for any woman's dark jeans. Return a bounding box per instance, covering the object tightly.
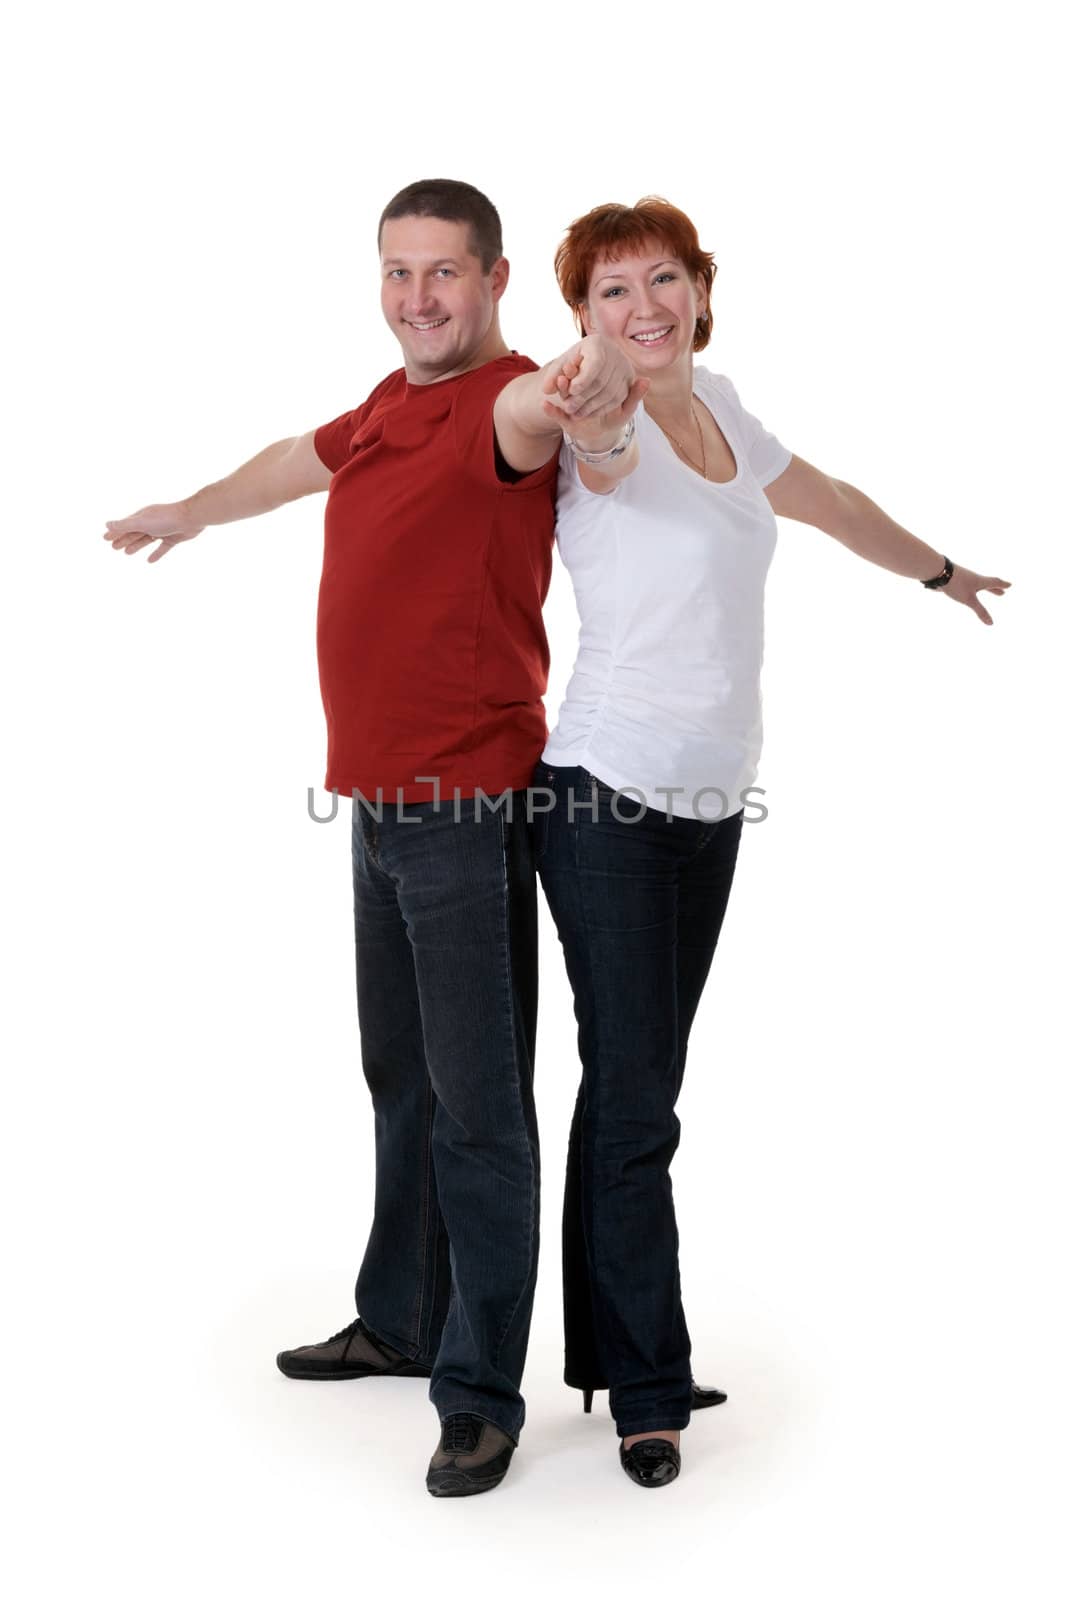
[350,792,540,1444]
[533,761,744,1437]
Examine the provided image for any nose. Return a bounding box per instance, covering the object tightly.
[405,275,439,316]
[629,287,659,321]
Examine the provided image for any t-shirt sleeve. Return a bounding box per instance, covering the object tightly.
[709,372,792,488]
[313,404,367,474]
[452,356,561,493]
[312,372,400,474]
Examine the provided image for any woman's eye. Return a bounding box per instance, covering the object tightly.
[603,287,623,298]
[653,272,676,284]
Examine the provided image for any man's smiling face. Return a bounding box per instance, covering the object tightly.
[379,215,508,384]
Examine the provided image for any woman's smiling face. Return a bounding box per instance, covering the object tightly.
[580,247,707,372]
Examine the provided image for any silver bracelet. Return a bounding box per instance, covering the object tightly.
[562,415,635,465]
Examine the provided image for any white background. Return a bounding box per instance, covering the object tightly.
[3,0,1064,1593]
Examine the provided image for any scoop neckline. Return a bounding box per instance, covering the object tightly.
[643,371,742,489]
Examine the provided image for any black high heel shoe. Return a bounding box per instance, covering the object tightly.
[581,1380,727,1413]
[618,1436,681,1488]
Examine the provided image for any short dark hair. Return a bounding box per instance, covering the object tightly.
[377,179,503,273]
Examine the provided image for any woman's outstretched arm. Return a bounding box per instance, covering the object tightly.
[764,455,1012,626]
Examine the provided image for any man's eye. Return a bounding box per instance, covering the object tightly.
[436,268,454,277]
[390,270,407,279]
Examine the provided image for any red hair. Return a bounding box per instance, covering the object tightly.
[554,196,717,352]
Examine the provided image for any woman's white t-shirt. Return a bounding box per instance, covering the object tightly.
[542,366,792,820]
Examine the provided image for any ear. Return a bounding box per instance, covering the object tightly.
[578,301,592,336]
[489,256,510,301]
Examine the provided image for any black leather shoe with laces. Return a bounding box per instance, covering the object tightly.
[276,1316,433,1381]
[426,1413,517,1498]
[619,1436,681,1488]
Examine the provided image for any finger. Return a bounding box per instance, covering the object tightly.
[548,391,583,417]
[548,375,582,414]
[592,375,637,416]
[568,353,605,395]
[146,541,173,564]
[618,378,650,421]
[567,372,621,415]
[972,599,992,624]
[542,361,578,396]
[572,386,627,419]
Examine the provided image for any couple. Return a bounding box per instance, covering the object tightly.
[104,179,1010,1496]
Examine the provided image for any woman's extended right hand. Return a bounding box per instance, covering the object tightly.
[103,503,205,563]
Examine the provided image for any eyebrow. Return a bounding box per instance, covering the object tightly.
[593,259,679,286]
[381,257,463,268]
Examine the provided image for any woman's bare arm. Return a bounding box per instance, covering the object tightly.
[764,454,1012,625]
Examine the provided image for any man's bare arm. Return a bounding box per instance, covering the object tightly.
[104,430,333,563]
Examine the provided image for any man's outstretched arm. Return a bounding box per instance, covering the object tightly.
[104,430,333,563]
[492,335,646,475]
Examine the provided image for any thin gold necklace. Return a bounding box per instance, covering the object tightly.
[648,401,707,478]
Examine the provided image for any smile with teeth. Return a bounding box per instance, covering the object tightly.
[632,325,674,346]
[407,317,450,331]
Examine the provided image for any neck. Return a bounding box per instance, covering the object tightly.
[642,355,696,424]
[405,318,510,386]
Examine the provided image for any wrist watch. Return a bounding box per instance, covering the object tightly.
[922,556,954,590]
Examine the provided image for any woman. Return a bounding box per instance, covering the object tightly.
[534,197,1011,1488]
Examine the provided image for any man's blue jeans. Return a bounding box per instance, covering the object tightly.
[533,761,744,1438]
[349,791,539,1444]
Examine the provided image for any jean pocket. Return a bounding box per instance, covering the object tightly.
[586,771,649,823]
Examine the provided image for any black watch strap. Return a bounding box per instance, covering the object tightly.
[922,556,954,590]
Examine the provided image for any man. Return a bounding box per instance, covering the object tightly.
[104,179,642,1497]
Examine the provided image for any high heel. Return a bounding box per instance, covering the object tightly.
[579,1380,727,1412]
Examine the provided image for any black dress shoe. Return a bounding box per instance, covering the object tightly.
[276,1316,433,1380]
[426,1413,517,1498]
[619,1437,681,1488]
[581,1380,727,1413]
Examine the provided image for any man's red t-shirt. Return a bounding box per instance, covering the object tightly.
[313,353,558,803]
